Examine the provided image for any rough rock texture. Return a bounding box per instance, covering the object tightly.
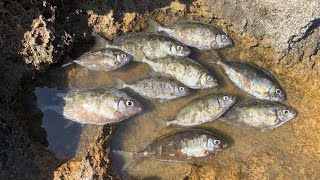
[0,0,319,179]
[53,126,114,179]
[200,0,320,64]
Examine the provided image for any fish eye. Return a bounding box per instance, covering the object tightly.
[121,54,127,59]
[223,96,229,100]
[283,110,290,114]
[213,140,220,145]
[222,35,227,39]
[126,100,134,106]
[207,76,213,81]
[276,89,281,94]
[176,45,183,51]
[179,86,185,91]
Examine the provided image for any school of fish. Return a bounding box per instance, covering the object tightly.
[37,18,297,170]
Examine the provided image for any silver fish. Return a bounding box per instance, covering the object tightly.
[113,76,191,102]
[147,18,233,50]
[62,48,133,71]
[167,94,236,126]
[75,48,133,71]
[35,87,143,125]
[215,60,286,102]
[114,129,228,164]
[93,32,191,62]
[144,56,218,89]
[218,102,297,131]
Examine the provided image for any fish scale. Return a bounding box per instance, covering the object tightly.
[113,76,191,101]
[36,88,143,125]
[166,94,236,126]
[114,129,228,163]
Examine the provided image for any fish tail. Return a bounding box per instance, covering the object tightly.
[153,118,173,131]
[61,61,75,68]
[113,78,127,89]
[112,150,145,171]
[91,32,111,51]
[61,55,75,68]
[35,87,67,113]
[145,17,164,32]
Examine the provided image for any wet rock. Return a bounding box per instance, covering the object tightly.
[0,0,319,179]
[197,0,320,63]
[54,126,115,179]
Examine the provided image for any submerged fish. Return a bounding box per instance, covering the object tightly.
[166,94,236,126]
[35,87,143,125]
[215,60,286,102]
[94,32,191,62]
[113,76,191,102]
[63,48,133,71]
[147,18,233,50]
[218,102,297,131]
[144,56,218,89]
[114,129,228,166]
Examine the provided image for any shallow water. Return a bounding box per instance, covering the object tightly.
[34,45,303,178]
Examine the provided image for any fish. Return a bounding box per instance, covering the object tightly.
[147,18,233,50]
[113,129,228,168]
[214,60,286,102]
[113,76,191,102]
[218,102,297,131]
[143,56,218,89]
[62,48,133,71]
[93,32,191,62]
[166,94,236,126]
[35,87,143,125]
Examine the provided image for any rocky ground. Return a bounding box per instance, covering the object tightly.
[0,0,319,179]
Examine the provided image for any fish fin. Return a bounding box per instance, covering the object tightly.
[113,77,127,89]
[185,57,203,66]
[133,46,148,62]
[146,70,164,78]
[153,118,171,131]
[35,87,67,113]
[159,99,168,103]
[91,32,111,51]
[61,55,75,68]
[145,17,166,32]
[63,120,76,129]
[112,150,144,172]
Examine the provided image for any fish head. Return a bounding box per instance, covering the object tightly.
[207,135,229,152]
[168,43,191,57]
[117,97,143,118]
[103,49,133,65]
[262,106,297,131]
[268,85,286,102]
[173,84,191,97]
[212,34,233,49]
[217,94,237,108]
[199,73,218,88]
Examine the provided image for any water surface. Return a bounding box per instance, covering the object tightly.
[35,47,302,178]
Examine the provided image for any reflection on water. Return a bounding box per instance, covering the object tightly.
[35,46,300,178]
[41,110,83,160]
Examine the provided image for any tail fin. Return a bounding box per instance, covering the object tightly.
[153,118,173,131]
[35,87,67,113]
[61,61,75,68]
[112,150,144,172]
[145,18,164,32]
[91,32,111,51]
[61,55,75,68]
[113,78,127,89]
